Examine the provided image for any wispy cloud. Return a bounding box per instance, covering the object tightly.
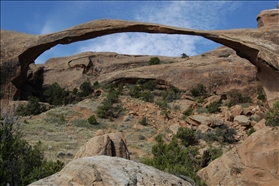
[77,1,241,57]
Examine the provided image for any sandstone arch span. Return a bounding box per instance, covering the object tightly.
[1,16,278,113]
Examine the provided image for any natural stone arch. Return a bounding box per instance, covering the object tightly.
[1,18,278,112]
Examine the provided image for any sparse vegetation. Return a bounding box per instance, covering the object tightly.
[88,114,99,125]
[96,88,122,119]
[247,127,256,136]
[148,57,160,65]
[175,127,196,147]
[16,96,47,116]
[139,117,148,126]
[266,101,279,127]
[227,90,252,108]
[257,88,265,101]
[181,53,189,58]
[141,134,206,186]
[183,108,194,117]
[190,84,207,97]
[0,118,64,185]
[44,82,69,105]
[207,101,221,113]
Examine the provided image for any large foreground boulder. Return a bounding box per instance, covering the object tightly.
[197,127,279,186]
[29,156,193,186]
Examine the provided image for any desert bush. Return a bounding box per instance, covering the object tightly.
[78,81,94,97]
[218,53,231,58]
[227,90,252,108]
[183,108,194,117]
[44,82,69,105]
[139,117,148,126]
[257,88,265,101]
[156,100,169,109]
[96,89,122,119]
[162,87,180,102]
[88,114,98,125]
[181,53,189,58]
[148,57,160,65]
[266,101,279,127]
[141,134,205,185]
[175,127,196,147]
[197,125,236,144]
[16,96,46,116]
[140,91,154,102]
[196,107,208,114]
[247,127,256,136]
[0,118,64,185]
[207,101,221,113]
[190,84,207,97]
[173,105,180,111]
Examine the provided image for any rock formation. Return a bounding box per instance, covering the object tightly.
[1,6,279,116]
[73,131,130,160]
[28,156,193,186]
[197,127,279,186]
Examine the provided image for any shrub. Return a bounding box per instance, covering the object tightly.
[190,84,207,97]
[96,89,122,119]
[79,81,94,97]
[44,82,69,105]
[140,91,154,102]
[197,125,237,144]
[148,57,160,65]
[88,114,98,125]
[139,117,148,126]
[175,127,196,147]
[183,108,194,116]
[173,105,180,111]
[162,87,179,102]
[0,118,64,185]
[257,88,265,101]
[247,127,256,136]
[266,101,279,127]
[181,53,189,58]
[196,107,208,114]
[141,134,205,185]
[156,100,169,109]
[227,90,252,108]
[218,53,231,58]
[16,96,46,116]
[207,101,221,113]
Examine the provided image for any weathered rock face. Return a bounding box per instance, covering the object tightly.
[1,7,279,115]
[73,132,130,160]
[29,156,193,186]
[197,127,279,186]
[41,46,260,96]
[257,5,279,28]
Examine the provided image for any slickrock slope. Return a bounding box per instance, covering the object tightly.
[29,156,193,186]
[41,46,260,97]
[197,127,279,186]
[1,6,279,115]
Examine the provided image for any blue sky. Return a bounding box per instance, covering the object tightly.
[1,1,277,64]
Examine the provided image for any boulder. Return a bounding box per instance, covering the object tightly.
[29,156,193,186]
[231,105,243,118]
[234,115,251,126]
[73,132,130,160]
[197,127,279,186]
[253,119,266,131]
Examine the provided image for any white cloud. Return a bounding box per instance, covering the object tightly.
[77,1,240,57]
[36,1,241,63]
